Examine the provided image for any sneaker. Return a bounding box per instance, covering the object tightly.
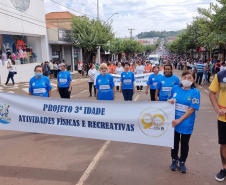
[215,168,226,182]
[179,162,187,173]
[89,95,92,97]
[171,159,178,171]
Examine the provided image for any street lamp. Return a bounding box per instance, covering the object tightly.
[106,12,119,22]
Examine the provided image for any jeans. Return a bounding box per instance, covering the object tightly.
[5,72,15,85]
[196,72,203,85]
[204,70,208,81]
[122,89,133,101]
[89,82,96,96]
[59,87,71,99]
[171,131,191,162]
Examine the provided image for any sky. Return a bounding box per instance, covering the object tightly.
[44,0,216,38]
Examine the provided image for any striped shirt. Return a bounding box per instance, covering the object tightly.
[196,62,204,73]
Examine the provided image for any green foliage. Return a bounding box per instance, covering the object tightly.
[69,16,114,62]
[122,39,144,59]
[137,30,183,39]
[102,38,124,55]
[166,0,226,55]
[145,45,156,52]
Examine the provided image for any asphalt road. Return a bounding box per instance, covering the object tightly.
[0,70,222,185]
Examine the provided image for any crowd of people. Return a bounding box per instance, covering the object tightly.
[2,51,226,182]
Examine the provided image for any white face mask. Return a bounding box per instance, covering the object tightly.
[181,80,193,88]
[101,72,107,75]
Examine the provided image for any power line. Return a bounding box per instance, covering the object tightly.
[50,0,96,18]
[0,2,45,23]
[0,11,63,34]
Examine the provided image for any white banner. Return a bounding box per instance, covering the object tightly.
[95,71,163,86]
[0,92,175,147]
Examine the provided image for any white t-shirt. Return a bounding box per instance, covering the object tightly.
[115,67,124,75]
[88,68,96,82]
[220,66,226,71]
[58,64,61,70]
[135,65,145,74]
[78,63,83,70]
[0,59,2,67]
[49,62,53,70]
[9,65,15,72]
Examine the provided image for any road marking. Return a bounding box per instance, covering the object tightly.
[51,83,57,87]
[204,90,209,93]
[71,90,88,97]
[76,140,111,185]
[22,88,29,93]
[134,95,140,101]
[199,86,203,88]
[76,90,140,185]
[7,91,14,93]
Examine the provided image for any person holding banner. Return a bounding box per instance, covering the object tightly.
[108,62,113,74]
[29,65,52,97]
[57,63,72,99]
[144,60,152,73]
[95,63,116,100]
[135,60,145,91]
[160,60,166,71]
[155,65,180,101]
[167,71,200,173]
[115,62,124,91]
[119,62,135,101]
[145,65,162,101]
[130,63,135,72]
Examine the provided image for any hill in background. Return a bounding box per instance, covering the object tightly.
[137,30,183,38]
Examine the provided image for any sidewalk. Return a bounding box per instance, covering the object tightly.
[0,71,88,95]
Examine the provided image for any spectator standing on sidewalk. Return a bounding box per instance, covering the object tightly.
[4,60,16,86]
[53,61,58,78]
[49,60,54,79]
[195,59,205,85]
[43,61,50,78]
[78,61,83,78]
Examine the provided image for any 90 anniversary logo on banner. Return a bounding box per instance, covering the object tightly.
[138,108,169,138]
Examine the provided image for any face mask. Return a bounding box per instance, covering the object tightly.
[101,72,107,75]
[35,73,42,77]
[181,80,193,88]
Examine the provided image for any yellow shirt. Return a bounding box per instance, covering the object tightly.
[209,71,226,122]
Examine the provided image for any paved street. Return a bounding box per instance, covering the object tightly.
[0,70,222,185]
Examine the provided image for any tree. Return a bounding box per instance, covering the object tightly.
[123,40,144,59]
[69,16,114,63]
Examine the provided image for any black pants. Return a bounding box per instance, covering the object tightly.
[122,89,133,101]
[5,72,15,85]
[137,86,143,90]
[89,82,96,96]
[196,72,203,85]
[150,89,156,101]
[116,86,119,91]
[171,131,191,162]
[207,73,211,83]
[59,87,71,99]
[54,70,57,78]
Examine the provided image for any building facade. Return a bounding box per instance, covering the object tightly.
[46,11,83,71]
[0,0,49,84]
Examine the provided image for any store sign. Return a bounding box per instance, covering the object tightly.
[15,40,27,58]
[58,29,71,41]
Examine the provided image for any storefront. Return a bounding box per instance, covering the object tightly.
[47,27,82,71]
[0,0,49,84]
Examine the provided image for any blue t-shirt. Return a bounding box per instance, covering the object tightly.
[120,71,135,89]
[156,75,180,101]
[146,74,162,89]
[57,71,72,88]
[169,85,200,134]
[29,76,52,97]
[95,73,115,100]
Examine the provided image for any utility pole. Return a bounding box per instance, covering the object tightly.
[97,0,101,64]
[128,29,135,39]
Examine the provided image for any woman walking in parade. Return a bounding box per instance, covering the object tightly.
[29,65,52,97]
[4,60,16,86]
[88,64,96,97]
[95,63,116,101]
[145,65,162,101]
[155,64,180,101]
[135,60,145,91]
[115,62,124,91]
[167,71,200,173]
[119,62,135,101]
[57,63,72,99]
